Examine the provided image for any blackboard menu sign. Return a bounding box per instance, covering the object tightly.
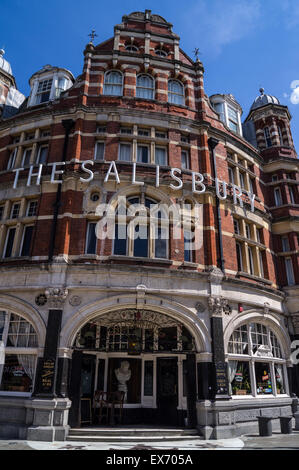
[40,358,56,393]
[215,362,228,395]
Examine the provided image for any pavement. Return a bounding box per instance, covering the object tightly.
[0,431,299,451]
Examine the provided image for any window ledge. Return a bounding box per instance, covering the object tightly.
[179,261,198,269]
[109,255,173,265]
[237,271,272,285]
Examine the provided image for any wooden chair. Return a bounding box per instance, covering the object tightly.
[109,391,125,425]
[93,390,111,424]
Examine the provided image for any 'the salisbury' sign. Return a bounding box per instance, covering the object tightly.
[12,160,256,212]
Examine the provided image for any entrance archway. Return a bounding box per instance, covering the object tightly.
[68,309,198,427]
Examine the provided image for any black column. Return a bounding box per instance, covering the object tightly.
[197,362,213,400]
[33,309,62,398]
[68,350,83,428]
[185,353,197,428]
[210,316,230,399]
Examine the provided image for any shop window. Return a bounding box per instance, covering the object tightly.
[228,361,251,395]
[228,323,287,397]
[0,312,38,394]
[255,362,273,395]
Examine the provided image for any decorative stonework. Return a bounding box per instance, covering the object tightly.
[45,288,68,309]
[207,266,224,285]
[69,295,82,307]
[263,302,270,315]
[35,294,48,307]
[208,296,232,317]
[195,302,206,313]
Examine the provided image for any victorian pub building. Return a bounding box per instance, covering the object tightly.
[0,11,298,440]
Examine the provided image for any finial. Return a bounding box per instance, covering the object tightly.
[88,29,98,44]
[193,48,201,61]
[259,87,264,95]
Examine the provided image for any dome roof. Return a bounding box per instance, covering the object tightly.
[250,88,280,110]
[0,49,13,76]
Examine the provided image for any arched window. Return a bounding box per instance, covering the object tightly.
[0,312,38,395]
[103,71,123,96]
[168,80,185,105]
[136,75,155,100]
[155,49,168,57]
[125,45,139,53]
[264,126,272,147]
[227,322,287,397]
[278,126,284,146]
[113,196,168,259]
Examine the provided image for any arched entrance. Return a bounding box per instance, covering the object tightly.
[68,309,197,427]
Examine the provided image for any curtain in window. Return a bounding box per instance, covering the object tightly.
[155,148,167,166]
[103,72,123,96]
[168,80,184,105]
[17,354,36,381]
[119,144,131,161]
[228,360,238,395]
[136,75,154,99]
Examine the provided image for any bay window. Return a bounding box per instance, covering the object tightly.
[228,322,287,397]
[0,312,38,395]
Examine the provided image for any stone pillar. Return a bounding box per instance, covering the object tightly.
[207,268,231,399]
[27,288,70,441]
[185,353,197,428]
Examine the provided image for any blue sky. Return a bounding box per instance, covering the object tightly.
[1,0,299,151]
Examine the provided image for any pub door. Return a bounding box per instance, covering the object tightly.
[68,353,96,427]
[157,357,178,426]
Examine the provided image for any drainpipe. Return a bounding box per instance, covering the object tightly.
[208,137,225,273]
[48,119,75,262]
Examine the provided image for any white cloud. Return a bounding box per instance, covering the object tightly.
[180,0,261,55]
[289,80,299,104]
